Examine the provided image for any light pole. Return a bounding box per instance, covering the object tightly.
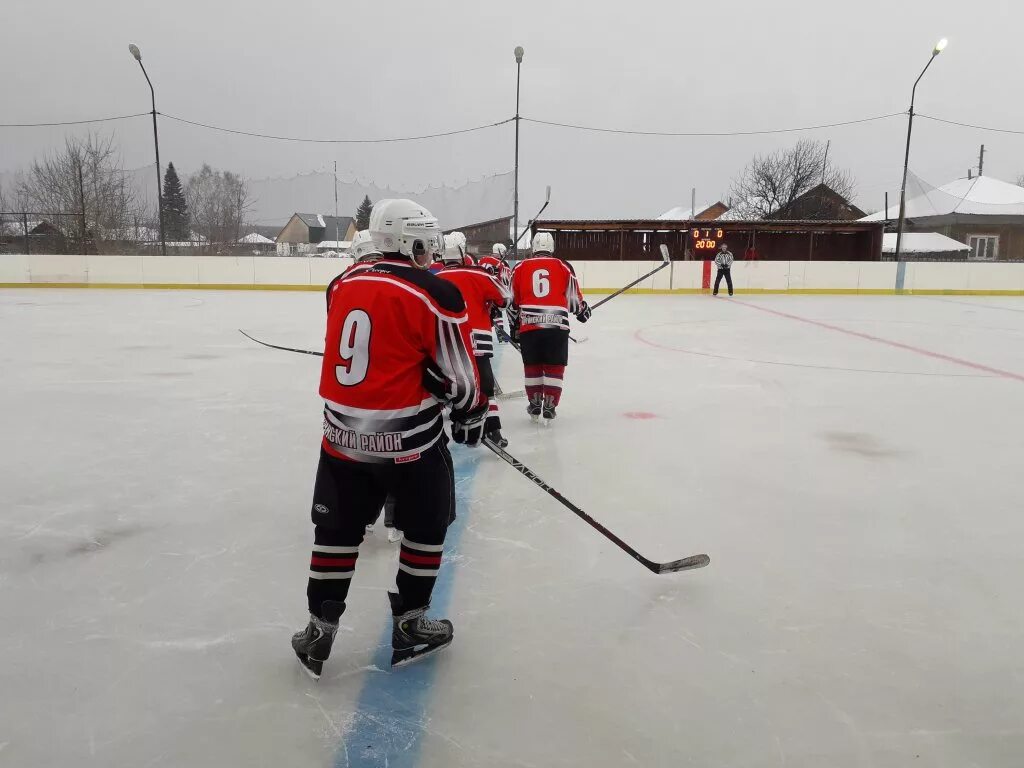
[129,43,167,256]
[894,37,947,263]
[513,45,524,258]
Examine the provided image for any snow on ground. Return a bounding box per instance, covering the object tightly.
[1,289,1023,767]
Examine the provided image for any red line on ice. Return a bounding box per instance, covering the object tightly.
[732,300,1024,383]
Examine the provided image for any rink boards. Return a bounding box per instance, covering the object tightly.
[3,253,1024,294]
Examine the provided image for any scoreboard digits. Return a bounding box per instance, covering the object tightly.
[691,228,725,251]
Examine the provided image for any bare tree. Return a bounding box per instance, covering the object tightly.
[729,139,856,219]
[185,164,251,250]
[15,133,145,253]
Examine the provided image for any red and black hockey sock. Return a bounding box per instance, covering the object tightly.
[395,536,444,612]
[524,364,544,402]
[542,365,565,406]
[306,526,361,620]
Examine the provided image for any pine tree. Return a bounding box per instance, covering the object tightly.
[355,195,373,231]
[162,162,190,241]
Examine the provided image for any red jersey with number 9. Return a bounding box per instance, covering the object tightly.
[510,256,584,333]
[319,259,480,463]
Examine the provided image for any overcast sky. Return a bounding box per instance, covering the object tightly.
[2,0,1022,220]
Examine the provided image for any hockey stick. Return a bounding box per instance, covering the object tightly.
[239,329,322,357]
[244,328,526,401]
[520,185,552,247]
[495,389,526,401]
[589,244,672,312]
[482,438,710,575]
[496,319,583,347]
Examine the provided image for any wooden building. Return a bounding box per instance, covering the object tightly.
[533,219,884,262]
[769,183,866,221]
[447,216,513,257]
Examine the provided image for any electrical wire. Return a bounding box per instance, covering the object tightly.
[916,113,1024,136]
[158,113,514,143]
[0,112,150,128]
[7,109,1023,142]
[520,112,907,137]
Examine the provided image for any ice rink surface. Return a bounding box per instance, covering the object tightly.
[2,288,1023,767]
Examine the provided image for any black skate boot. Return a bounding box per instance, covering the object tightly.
[541,395,557,425]
[388,591,453,667]
[291,600,343,679]
[527,394,543,424]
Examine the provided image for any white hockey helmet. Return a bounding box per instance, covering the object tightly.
[491,243,508,258]
[369,198,443,269]
[442,231,467,264]
[531,231,555,255]
[349,230,382,263]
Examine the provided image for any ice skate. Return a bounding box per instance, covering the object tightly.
[541,395,557,426]
[388,592,453,667]
[527,394,543,424]
[387,527,402,543]
[291,608,341,680]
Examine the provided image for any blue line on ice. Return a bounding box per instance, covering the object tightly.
[333,445,479,768]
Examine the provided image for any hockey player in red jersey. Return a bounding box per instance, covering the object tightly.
[478,244,513,343]
[478,247,513,286]
[437,232,513,447]
[291,199,486,678]
[509,232,591,424]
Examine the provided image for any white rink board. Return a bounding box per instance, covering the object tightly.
[3,254,1024,293]
[2,289,1023,767]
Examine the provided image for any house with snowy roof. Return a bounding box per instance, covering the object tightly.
[275,213,357,256]
[861,175,1024,261]
[657,201,731,221]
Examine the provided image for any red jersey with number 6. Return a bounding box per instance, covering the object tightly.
[510,256,584,333]
[319,259,480,463]
[437,265,511,357]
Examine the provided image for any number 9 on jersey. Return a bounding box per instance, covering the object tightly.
[336,309,371,386]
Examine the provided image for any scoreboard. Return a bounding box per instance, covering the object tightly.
[691,227,724,253]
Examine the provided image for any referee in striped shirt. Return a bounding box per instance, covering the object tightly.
[713,242,734,297]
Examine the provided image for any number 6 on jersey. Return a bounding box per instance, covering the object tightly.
[532,268,550,298]
[336,309,371,385]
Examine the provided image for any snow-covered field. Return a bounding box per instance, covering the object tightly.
[2,289,1023,767]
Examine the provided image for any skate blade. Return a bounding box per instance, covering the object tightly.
[295,654,322,681]
[390,638,453,668]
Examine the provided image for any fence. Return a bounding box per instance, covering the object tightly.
[0,212,282,256]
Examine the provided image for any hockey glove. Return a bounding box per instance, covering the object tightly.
[450,403,487,446]
[575,302,592,323]
[422,360,452,403]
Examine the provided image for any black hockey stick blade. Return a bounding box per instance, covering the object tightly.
[239,329,323,357]
[590,247,672,312]
[483,438,709,575]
